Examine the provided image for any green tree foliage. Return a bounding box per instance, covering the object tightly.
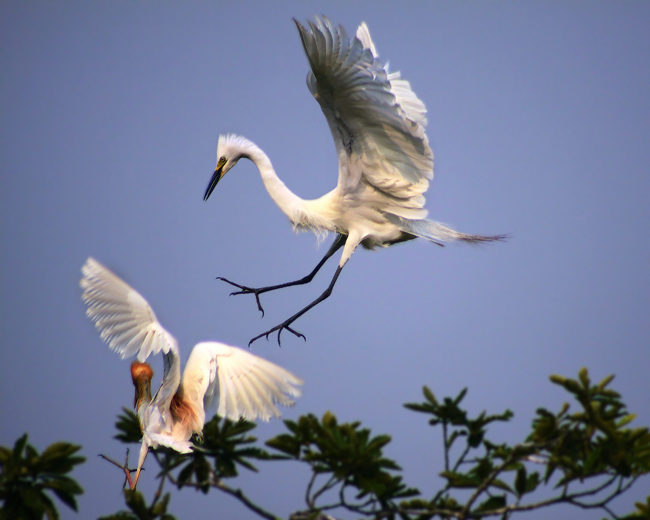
[399,367,650,518]
[0,434,84,520]
[2,369,649,519]
[102,368,649,519]
[98,490,176,520]
[267,411,419,518]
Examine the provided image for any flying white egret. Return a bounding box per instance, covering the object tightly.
[204,17,505,346]
[80,257,302,490]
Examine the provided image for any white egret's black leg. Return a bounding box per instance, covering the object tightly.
[218,233,347,316]
[248,264,344,347]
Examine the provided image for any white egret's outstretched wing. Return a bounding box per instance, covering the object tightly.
[80,257,181,411]
[294,17,433,218]
[355,23,428,131]
[181,342,303,422]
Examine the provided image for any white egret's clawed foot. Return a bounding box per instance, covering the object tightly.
[248,265,344,347]
[99,450,140,491]
[249,321,306,347]
[217,235,349,329]
[217,277,267,316]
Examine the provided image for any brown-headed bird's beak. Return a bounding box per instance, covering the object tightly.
[204,166,223,201]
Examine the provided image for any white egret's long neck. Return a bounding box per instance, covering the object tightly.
[245,145,305,221]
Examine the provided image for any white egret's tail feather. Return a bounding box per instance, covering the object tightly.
[385,215,507,245]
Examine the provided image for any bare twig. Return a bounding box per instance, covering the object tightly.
[305,471,318,508]
[213,479,281,520]
[443,422,450,472]
[569,476,637,510]
[452,443,473,473]
[311,474,338,505]
[460,450,518,518]
[148,452,168,512]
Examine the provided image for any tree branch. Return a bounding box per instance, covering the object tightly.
[165,472,280,520]
[443,422,450,472]
[460,449,519,518]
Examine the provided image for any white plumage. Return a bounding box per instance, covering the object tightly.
[204,17,504,346]
[80,257,302,489]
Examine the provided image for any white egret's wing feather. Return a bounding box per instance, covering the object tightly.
[355,22,377,58]
[182,342,303,423]
[80,257,181,412]
[356,23,427,128]
[295,17,433,214]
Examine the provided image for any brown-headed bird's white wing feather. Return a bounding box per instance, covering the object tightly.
[80,257,181,411]
[81,258,178,361]
[182,342,303,423]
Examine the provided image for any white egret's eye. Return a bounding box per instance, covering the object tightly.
[217,157,227,168]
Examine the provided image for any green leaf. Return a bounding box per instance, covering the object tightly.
[12,434,28,461]
[43,475,84,496]
[447,430,463,450]
[423,386,437,405]
[36,489,60,520]
[265,434,301,458]
[115,408,143,444]
[403,403,434,413]
[176,460,195,487]
[514,466,527,496]
[50,489,78,512]
[0,446,11,465]
[454,388,468,405]
[475,494,506,512]
[524,472,540,494]
[549,374,566,385]
[124,490,148,518]
[36,442,85,474]
[0,434,85,519]
[151,492,171,516]
[618,414,637,428]
[439,471,481,489]
[596,374,616,391]
[491,478,513,493]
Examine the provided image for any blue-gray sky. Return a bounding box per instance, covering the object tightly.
[1,2,649,519]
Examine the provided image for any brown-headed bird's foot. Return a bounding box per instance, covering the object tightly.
[99,449,139,490]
